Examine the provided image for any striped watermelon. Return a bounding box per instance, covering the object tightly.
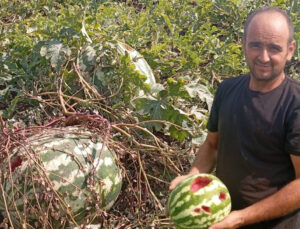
[0,127,122,227]
[168,174,231,229]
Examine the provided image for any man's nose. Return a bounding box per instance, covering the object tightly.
[258,48,270,63]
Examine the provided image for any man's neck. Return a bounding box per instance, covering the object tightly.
[249,73,286,93]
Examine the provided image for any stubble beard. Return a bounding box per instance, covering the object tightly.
[249,62,285,83]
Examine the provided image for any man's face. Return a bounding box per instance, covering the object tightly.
[243,12,295,82]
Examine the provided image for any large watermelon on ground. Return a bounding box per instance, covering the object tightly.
[0,126,122,228]
[168,174,231,229]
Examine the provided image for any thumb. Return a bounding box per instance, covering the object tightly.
[169,177,180,190]
[169,175,186,190]
[209,222,220,229]
[169,180,177,190]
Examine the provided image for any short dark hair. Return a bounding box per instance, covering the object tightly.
[243,7,294,44]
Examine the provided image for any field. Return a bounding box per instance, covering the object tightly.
[0,0,299,228]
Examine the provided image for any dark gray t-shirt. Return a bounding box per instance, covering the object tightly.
[207,74,300,227]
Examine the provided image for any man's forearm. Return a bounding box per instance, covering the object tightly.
[188,138,217,175]
[238,178,300,226]
[169,132,218,191]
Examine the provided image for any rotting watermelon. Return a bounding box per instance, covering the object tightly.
[168,173,231,229]
[0,126,122,228]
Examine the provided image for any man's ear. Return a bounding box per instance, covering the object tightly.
[287,40,296,61]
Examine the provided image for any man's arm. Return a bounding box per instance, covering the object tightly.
[169,131,218,190]
[210,154,300,229]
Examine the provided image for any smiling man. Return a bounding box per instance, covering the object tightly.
[243,8,295,91]
[170,7,300,229]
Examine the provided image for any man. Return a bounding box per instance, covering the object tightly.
[169,7,300,229]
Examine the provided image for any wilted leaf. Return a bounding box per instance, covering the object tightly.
[79,45,97,72]
[40,40,71,72]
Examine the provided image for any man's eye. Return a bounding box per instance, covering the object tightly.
[249,43,261,48]
[269,46,281,52]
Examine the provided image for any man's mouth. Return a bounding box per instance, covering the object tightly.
[255,63,272,71]
[255,62,271,68]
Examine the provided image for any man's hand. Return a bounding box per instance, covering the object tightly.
[169,174,191,190]
[209,211,245,229]
[209,155,300,228]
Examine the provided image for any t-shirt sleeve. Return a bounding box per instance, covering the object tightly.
[206,83,224,132]
[285,107,300,155]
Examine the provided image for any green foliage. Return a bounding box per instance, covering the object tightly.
[0,0,299,142]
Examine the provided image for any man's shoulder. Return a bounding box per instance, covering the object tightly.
[284,77,300,108]
[286,76,300,89]
[218,74,249,92]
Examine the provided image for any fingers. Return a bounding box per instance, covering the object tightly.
[208,224,218,229]
[169,175,188,190]
[208,211,243,229]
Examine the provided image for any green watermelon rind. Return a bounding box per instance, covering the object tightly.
[0,126,122,226]
[168,174,231,229]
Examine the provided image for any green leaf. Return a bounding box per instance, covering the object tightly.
[134,97,190,140]
[166,78,189,99]
[40,40,71,72]
[0,85,12,97]
[135,98,167,118]
[184,82,213,111]
[169,126,188,142]
[161,13,173,34]
[6,95,19,118]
